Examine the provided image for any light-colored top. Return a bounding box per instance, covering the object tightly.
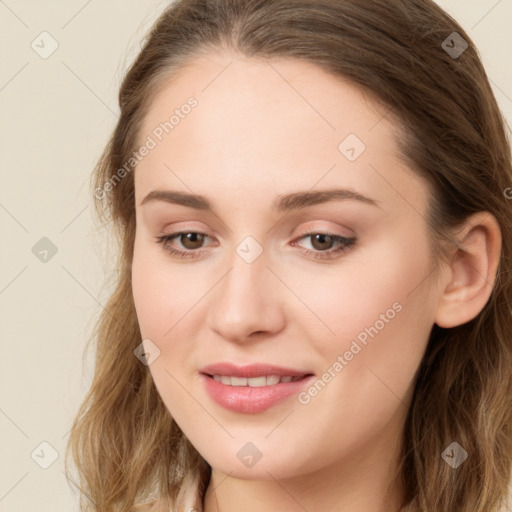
[133,473,202,512]
[173,473,202,512]
[135,473,512,511]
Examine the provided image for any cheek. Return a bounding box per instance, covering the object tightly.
[303,235,435,417]
[131,244,164,338]
[292,235,435,430]
[284,235,434,354]
[131,236,202,340]
[131,241,203,425]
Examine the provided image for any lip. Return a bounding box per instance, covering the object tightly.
[200,362,315,414]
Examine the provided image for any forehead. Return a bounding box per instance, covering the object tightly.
[139,49,391,145]
[134,49,428,214]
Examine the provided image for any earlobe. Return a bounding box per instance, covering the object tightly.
[434,212,502,328]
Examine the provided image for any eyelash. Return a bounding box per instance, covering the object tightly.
[155,230,356,261]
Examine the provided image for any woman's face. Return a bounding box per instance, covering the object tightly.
[131,50,443,480]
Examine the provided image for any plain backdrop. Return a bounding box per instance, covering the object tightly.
[1,1,511,510]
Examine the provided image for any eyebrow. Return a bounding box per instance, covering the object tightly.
[140,187,380,213]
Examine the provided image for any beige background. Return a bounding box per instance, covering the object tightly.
[1,1,511,510]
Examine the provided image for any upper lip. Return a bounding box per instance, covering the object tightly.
[200,362,314,378]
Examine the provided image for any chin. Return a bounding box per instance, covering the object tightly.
[190,434,322,481]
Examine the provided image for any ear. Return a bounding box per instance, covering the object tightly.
[434,211,502,328]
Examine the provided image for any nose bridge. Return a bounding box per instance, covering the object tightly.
[222,233,270,300]
[208,237,283,341]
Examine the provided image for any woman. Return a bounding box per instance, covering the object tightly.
[65,0,512,511]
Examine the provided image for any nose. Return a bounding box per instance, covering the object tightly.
[207,247,286,344]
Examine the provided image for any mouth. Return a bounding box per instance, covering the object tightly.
[199,363,315,413]
[206,374,308,386]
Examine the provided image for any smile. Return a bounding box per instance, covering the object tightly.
[199,363,315,413]
[210,375,304,387]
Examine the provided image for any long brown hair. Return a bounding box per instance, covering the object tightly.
[65,1,512,510]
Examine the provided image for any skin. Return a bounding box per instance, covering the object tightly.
[131,49,501,512]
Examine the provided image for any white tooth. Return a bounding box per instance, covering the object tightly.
[231,376,248,386]
[247,376,267,387]
[266,375,280,386]
[215,375,301,386]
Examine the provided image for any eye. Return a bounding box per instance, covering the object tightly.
[291,232,356,260]
[155,231,357,261]
[155,231,212,259]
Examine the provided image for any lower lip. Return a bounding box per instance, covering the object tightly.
[201,374,315,413]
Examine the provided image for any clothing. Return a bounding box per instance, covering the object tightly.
[167,474,512,511]
[172,473,202,512]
